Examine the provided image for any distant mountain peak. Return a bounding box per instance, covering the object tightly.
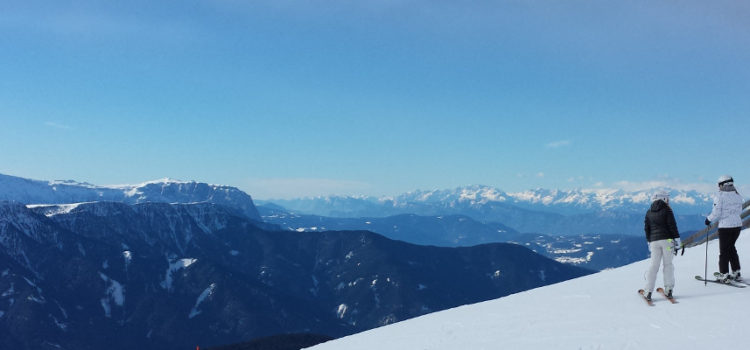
[395,185,712,211]
[262,185,713,234]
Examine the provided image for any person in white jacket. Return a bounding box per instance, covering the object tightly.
[706,175,745,282]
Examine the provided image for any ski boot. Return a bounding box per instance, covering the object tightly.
[731,270,742,282]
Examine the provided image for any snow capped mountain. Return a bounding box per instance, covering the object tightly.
[508,187,711,214]
[380,185,712,214]
[270,185,713,214]
[306,229,750,350]
[0,173,261,221]
[264,185,712,235]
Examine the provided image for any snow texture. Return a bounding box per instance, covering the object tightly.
[26,203,87,216]
[307,229,749,350]
[161,258,197,291]
[99,272,125,318]
[188,283,216,319]
[336,304,348,319]
[100,299,111,318]
[52,315,68,330]
[123,250,132,268]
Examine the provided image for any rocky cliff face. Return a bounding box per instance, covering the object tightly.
[0,173,261,221]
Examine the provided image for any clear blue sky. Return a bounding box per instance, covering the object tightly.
[1,1,748,199]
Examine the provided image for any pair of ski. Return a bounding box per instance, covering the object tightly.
[637,287,676,306]
[694,272,749,288]
[639,272,749,305]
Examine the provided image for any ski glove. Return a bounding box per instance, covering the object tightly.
[705,218,711,226]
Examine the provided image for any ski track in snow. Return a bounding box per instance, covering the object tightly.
[307,229,750,350]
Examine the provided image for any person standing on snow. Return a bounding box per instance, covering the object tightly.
[706,175,745,282]
[643,191,681,300]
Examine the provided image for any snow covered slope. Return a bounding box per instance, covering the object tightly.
[307,229,749,350]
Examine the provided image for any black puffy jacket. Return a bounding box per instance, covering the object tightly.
[644,200,680,242]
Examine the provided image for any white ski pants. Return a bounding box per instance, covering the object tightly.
[645,239,675,293]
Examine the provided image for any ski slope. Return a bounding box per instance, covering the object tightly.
[307,230,749,350]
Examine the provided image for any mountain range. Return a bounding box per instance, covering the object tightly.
[0,200,591,349]
[258,206,649,271]
[0,173,720,349]
[265,185,714,215]
[0,173,703,272]
[262,185,712,235]
[0,173,713,235]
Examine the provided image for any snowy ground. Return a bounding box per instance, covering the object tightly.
[307,229,749,350]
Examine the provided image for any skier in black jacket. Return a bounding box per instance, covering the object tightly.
[643,191,680,300]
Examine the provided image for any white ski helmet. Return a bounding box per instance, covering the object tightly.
[718,175,734,186]
[652,190,669,203]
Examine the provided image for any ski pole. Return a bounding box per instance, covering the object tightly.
[704,224,709,286]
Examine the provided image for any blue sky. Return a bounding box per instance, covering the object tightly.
[1,1,748,199]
